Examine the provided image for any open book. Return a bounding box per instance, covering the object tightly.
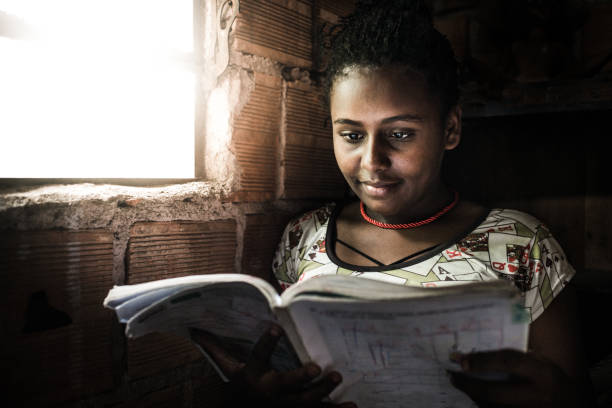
[104,274,530,408]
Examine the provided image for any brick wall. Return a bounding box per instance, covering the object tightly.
[1,231,114,406]
[0,1,353,406]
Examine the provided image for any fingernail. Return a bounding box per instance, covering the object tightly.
[306,364,321,378]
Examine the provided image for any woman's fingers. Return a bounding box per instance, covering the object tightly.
[294,371,344,404]
[244,325,283,376]
[277,362,322,391]
[192,326,352,407]
[190,328,245,376]
[460,349,546,380]
[451,350,582,407]
[449,371,532,406]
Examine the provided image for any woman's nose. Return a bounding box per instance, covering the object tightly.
[361,136,391,172]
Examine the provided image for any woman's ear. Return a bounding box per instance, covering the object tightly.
[444,105,461,151]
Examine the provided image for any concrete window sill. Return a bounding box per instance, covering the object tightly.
[0,180,234,231]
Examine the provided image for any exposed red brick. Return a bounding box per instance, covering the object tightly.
[228,190,274,203]
[126,220,237,378]
[282,81,345,199]
[0,230,114,405]
[242,213,293,281]
[127,220,237,284]
[316,0,355,70]
[127,333,202,380]
[233,73,282,202]
[233,0,313,67]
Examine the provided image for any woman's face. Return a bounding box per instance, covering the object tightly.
[330,66,461,220]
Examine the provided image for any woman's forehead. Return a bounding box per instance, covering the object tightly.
[330,66,438,121]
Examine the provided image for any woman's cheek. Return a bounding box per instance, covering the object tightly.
[340,160,357,182]
[335,148,355,173]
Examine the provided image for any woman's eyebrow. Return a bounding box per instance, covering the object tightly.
[333,118,363,126]
[333,114,424,126]
[381,114,424,124]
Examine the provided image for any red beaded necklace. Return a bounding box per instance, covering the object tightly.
[360,191,460,229]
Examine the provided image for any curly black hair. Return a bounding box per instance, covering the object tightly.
[321,0,459,118]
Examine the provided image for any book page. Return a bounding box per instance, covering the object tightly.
[289,293,529,408]
[124,282,300,375]
[280,274,515,304]
[115,286,199,322]
[104,273,280,308]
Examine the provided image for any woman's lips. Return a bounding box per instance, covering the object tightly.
[360,181,400,197]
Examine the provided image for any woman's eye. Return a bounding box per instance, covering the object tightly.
[341,132,363,142]
[390,131,415,140]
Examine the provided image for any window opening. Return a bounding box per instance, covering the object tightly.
[0,0,195,178]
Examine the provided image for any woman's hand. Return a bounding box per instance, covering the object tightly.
[449,349,586,407]
[190,326,356,408]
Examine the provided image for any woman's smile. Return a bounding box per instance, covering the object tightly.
[358,179,402,198]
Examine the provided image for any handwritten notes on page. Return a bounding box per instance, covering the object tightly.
[289,293,528,408]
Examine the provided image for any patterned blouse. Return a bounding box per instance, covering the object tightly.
[272,202,575,322]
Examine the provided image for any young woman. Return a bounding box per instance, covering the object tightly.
[192,1,592,406]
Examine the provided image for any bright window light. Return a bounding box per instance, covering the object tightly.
[0,0,194,178]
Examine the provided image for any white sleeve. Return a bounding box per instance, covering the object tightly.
[525,224,576,321]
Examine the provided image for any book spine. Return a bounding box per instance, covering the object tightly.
[274,306,311,363]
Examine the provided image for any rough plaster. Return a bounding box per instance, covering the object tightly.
[204,65,259,187]
[278,79,288,199]
[229,49,283,77]
[0,181,241,284]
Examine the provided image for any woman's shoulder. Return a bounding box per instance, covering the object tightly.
[286,202,336,231]
[475,208,551,236]
[280,203,337,248]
